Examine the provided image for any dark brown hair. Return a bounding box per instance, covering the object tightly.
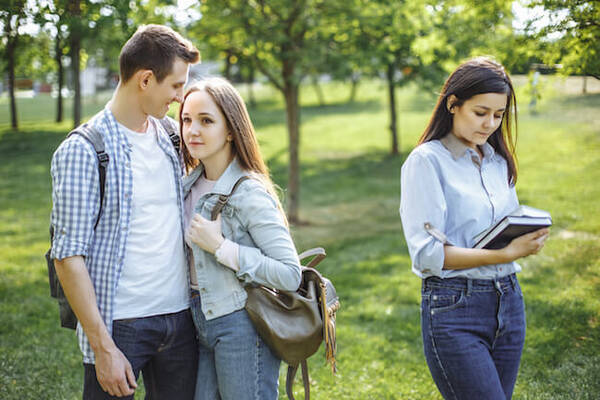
[418,57,518,184]
[119,24,200,83]
[179,78,287,221]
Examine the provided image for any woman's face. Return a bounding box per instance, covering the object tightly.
[181,90,232,164]
[450,92,507,150]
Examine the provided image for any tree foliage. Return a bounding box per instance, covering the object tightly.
[529,0,599,80]
[190,0,347,223]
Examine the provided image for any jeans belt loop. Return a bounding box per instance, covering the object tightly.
[466,278,472,296]
[509,273,517,290]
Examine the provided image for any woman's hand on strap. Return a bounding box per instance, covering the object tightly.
[185,213,225,254]
[501,227,550,262]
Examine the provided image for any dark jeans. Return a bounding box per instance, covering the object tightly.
[421,274,526,400]
[83,309,198,400]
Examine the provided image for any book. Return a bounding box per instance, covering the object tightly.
[472,205,552,250]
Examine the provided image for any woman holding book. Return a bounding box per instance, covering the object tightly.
[400,57,549,400]
[179,77,302,400]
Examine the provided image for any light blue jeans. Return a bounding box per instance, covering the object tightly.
[190,292,281,400]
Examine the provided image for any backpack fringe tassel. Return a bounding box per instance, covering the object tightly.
[320,282,340,374]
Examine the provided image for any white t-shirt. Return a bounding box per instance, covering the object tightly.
[113,120,189,320]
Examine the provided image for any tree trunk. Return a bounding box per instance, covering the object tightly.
[283,83,301,224]
[247,65,256,109]
[55,36,63,123]
[348,75,359,103]
[7,39,18,130]
[582,75,587,94]
[72,37,81,127]
[224,50,233,81]
[387,63,399,156]
[71,0,82,128]
[311,75,325,106]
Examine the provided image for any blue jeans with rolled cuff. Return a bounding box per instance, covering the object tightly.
[421,273,526,400]
[190,290,281,400]
[83,309,198,400]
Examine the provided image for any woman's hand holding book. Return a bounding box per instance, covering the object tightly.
[501,227,550,262]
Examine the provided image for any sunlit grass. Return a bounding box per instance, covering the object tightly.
[0,76,598,399]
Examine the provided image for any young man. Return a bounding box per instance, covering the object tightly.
[50,25,200,399]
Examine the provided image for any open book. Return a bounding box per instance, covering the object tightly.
[473,205,552,250]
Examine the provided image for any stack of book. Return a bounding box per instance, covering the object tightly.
[473,205,552,250]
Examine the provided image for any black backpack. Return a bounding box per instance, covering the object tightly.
[45,119,180,329]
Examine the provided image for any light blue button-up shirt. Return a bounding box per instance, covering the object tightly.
[400,133,521,280]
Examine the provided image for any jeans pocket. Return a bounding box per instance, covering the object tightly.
[429,288,466,313]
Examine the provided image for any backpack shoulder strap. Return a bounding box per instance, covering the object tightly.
[67,124,108,230]
[159,118,181,154]
[210,176,250,221]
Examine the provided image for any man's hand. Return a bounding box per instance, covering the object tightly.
[95,345,137,397]
[54,256,137,396]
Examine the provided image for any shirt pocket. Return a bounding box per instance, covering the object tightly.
[220,205,236,239]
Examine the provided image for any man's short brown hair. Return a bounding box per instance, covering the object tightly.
[119,24,200,83]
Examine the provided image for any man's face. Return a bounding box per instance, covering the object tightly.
[143,58,189,119]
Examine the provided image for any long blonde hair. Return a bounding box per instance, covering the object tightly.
[179,77,287,222]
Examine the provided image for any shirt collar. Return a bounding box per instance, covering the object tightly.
[183,157,247,196]
[440,133,496,161]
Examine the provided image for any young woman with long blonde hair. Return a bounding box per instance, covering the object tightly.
[179,77,301,400]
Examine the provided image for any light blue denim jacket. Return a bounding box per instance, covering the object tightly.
[183,158,302,320]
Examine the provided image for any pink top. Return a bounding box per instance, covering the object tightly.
[184,175,240,289]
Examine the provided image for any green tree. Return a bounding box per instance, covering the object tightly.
[353,0,424,156]
[530,0,599,84]
[191,0,345,223]
[0,0,28,129]
[36,0,69,122]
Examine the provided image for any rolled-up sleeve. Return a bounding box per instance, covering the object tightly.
[400,151,447,277]
[50,137,100,260]
[236,185,302,291]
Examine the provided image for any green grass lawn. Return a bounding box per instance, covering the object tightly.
[1,77,599,399]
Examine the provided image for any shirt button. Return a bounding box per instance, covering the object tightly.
[207,310,213,315]
[200,288,207,292]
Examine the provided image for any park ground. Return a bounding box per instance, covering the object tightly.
[0,75,599,399]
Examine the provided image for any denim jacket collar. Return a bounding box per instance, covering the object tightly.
[183,157,248,196]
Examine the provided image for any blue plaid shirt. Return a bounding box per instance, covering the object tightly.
[50,107,186,364]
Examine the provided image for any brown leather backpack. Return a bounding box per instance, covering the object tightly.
[211,177,339,400]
